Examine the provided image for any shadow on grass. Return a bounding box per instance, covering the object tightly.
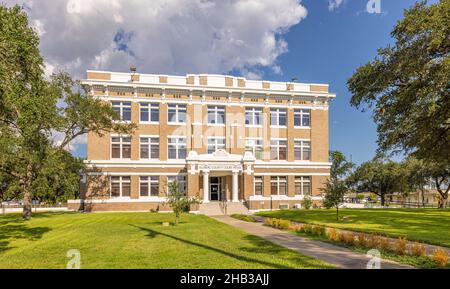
[0,224,51,253]
[130,224,320,269]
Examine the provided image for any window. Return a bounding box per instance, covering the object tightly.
[140,103,159,123]
[139,176,159,197]
[254,176,263,195]
[168,104,186,123]
[112,102,131,121]
[110,176,131,198]
[294,140,311,161]
[168,137,186,159]
[111,136,131,159]
[207,106,225,125]
[140,137,159,159]
[207,137,225,154]
[270,108,287,127]
[168,175,187,195]
[294,109,311,127]
[271,176,287,195]
[270,139,287,160]
[295,176,311,196]
[246,138,263,159]
[245,107,263,126]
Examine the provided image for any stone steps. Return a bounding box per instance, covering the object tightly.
[199,202,250,216]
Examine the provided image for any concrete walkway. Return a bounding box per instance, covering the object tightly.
[212,215,413,269]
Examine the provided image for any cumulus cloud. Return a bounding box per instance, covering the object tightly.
[6,0,307,79]
[328,0,345,11]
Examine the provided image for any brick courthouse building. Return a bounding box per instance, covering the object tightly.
[68,70,335,213]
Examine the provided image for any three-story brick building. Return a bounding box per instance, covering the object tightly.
[68,70,335,213]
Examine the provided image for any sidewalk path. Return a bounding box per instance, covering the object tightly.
[212,215,413,269]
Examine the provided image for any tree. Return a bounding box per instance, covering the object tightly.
[347,158,403,206]
[0,5,135,219]
[401,157,432,207]
[321,151,354,221]
[165,182,200,225]
[347,1,450,205]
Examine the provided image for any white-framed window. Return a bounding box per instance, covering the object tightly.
[294,140,311,161]
[140,137,159,159]
[271,176,287,195]
[294,109,311,127]
[140,103,159,123]
[270,139,287,160]
[110,176,131,198]
[245,138,263,159]
[168,104,186,124]
[111,136,131,159]
[168,137,186,159]
[245,107,263,126]
[112,101,131,121]
[254,176,263,195]
[295,176,311,196]
[207,106,225,125]
[270,108,287,127]
[168,175,187,195]
[207,137,225,154]
[139,176,159,197]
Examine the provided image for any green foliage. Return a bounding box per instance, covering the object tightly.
[230,214,257,222]
[321,151,353,220]
[0,5,135,218]
[165,181,200,225]
[347,158,403,206]
[301,196,312,210]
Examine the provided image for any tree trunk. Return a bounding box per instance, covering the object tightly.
[22,163,34,220]
[380,194,385,206]
[336,206,339,221]
[421,189,426,208]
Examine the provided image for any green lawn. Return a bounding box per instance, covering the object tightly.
[0,212,333,269]
[256,208,450,247]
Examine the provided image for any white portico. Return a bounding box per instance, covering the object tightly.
[186,150,256,203]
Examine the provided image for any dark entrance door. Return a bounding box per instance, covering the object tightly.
[210,177,220,201]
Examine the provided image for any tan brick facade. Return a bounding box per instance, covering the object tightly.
[74,71,335,212]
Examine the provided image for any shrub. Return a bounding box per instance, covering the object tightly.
[311,226,326,237]
[340,232,356,246]
[327,228,340,242]
[432,249,449,267]
[410,242,427,257]
[394,237,408,255]
[367,234,381,248]
[231,214,256,222]
[264,218,274,227]
[277,219,291,230]
[377,237,391,252]
[301,196,313,210]
[289,224,303,232]
[356,234,370,248]
[303,224,313,234]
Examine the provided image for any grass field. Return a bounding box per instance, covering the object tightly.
[256,208,450,247]
[0,212,333,269]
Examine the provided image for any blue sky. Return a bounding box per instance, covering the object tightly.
[67,0,436,164]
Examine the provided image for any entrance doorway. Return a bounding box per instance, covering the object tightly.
[210,177,221,201]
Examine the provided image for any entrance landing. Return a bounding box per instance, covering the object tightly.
[199,202,250,216]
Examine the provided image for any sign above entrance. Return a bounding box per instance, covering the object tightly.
[198,164,243,171]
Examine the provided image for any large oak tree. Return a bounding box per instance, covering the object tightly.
[347,1,449,206]
[0,5,135,219]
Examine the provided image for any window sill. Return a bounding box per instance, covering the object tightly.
[140,122,160,125]
[207,123,225,127]
[270,126,287,129]
[168,122,187,126]
[294,126,311,130]
[245,125,263,128]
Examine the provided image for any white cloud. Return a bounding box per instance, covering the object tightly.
[5,0,307,152]
[6,0,307,79]
[328,0,345,11]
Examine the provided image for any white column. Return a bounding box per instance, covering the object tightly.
[203,171,209,203]
[232,171,239,202]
